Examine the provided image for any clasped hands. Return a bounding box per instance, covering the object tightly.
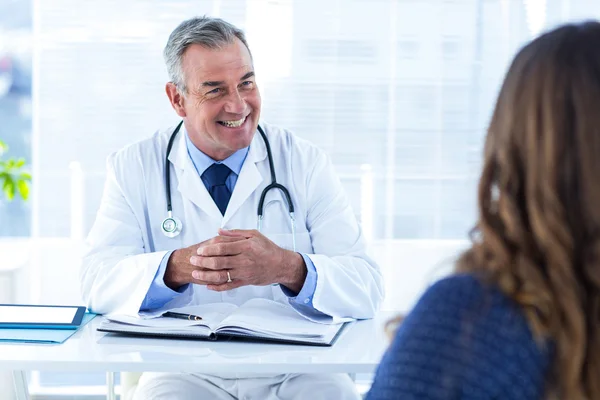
[164,229,307,294]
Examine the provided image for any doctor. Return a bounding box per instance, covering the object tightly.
[81,16,383,400]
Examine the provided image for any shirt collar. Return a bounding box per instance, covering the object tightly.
[184,126,249,177]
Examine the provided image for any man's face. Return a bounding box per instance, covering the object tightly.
[174,39,261,160]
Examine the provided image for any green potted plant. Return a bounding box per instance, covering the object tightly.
[0,139,31,201]
[0,138,31,310]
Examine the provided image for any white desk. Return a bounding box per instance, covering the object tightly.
[0,313,390,398]
[0,238,29,400]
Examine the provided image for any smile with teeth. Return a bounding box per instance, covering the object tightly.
[218,116,246,128]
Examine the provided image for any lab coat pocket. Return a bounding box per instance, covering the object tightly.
[259,198,296,233]
[266,232,313,254]
[150,226,184,253]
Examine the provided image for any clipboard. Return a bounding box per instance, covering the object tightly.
[0,313,96,344]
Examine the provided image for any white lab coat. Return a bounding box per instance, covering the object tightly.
[80,121,384,320]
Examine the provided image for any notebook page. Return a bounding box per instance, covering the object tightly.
[167,303,238,331]
[106,314,206,329]
[216,298,342,338]
[99,320,213,337]
[106,302,238,332]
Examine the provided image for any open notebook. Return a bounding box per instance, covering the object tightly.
[97,298,347,346]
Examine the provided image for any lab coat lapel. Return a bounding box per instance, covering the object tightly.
[222,131,268,226]
[167,128,223,220]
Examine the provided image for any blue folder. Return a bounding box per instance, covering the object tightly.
[0,313,96,344]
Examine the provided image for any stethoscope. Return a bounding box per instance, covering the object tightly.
[161,121,297,251]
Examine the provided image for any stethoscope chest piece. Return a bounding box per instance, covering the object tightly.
[161,213,182,238]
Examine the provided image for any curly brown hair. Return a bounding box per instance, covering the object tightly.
[455,21,600,399]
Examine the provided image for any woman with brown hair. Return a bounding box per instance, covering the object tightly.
[366,21,600,400]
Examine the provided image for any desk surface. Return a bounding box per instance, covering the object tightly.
[0,314,391,374]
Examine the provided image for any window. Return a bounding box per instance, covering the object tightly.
[0,0,32,237]
[30,0,600,340]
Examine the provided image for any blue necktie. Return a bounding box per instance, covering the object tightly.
[203,163,232,215]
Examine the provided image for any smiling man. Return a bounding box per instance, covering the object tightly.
[81,16,384,400]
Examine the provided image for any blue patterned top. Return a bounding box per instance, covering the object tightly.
[366,274,552,399]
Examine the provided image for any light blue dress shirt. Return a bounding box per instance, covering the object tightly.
[140,129,319,311]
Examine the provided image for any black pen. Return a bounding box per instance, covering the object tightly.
[162,311,202,321]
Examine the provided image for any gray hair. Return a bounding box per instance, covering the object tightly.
[163,16,251,93]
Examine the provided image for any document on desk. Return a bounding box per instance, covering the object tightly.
[0,313,97,344]
[98,298,347,346]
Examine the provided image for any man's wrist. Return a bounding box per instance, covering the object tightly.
[279,250,307,294]
[164,249,186,290]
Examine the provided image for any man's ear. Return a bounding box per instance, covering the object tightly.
[166,83,186,118]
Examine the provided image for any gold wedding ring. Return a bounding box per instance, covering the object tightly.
[226,271,232,283]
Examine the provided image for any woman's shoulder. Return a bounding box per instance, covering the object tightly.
[423,273,496,300]
[367,273,551,400]
[411,273,546,349]
[419,273,523,317]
